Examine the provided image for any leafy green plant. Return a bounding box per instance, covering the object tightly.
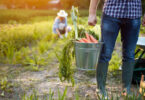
[58,87,68,100]
[0,42,16,64]
[49,89,54,100]
[21,87,68,100]
[13,47,31,64]
[38,40,53,54]
[23,53,46,71]
[22,90,39,100]
[75,91,79,100]
[0,77,13,96]
[56,40,75,86]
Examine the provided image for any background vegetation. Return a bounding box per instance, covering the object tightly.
[0,1,145,99]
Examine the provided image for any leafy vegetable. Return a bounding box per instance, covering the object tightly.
[56,40,75,86]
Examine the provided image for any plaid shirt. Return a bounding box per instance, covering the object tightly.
[103,0,142,19]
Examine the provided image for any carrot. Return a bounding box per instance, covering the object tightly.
[82,38,91,43]
[85,33,91,42]
[89,35,98,43]
[79,39,85,43]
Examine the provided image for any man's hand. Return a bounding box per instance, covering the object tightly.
[142,14,145,27]
[88,14,97,26]
[88,0,100,26]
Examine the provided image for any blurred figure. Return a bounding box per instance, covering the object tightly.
[53,10,71,39]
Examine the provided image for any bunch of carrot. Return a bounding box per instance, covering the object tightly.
[78,33,98,43]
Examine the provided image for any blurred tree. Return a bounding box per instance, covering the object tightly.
[60,0,104,9]
[0,0,51,9]
[60,0,74,9]
[0,0,144,12]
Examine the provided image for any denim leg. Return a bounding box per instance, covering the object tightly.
[96,14,121,95]
[120,18,141,93]
[121,18,141,62]
[99,14,121,63]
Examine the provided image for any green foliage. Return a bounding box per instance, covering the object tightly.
[78,26,99,40]
[0,42,16,64]
[22,87,68,100]
[96,92,144,100]
[13,47,31,64]
[109,52,121,71]
[22,90,39,100]
[0,9,56,23]
[58,87,67,100]
[49,89,54,100]
[56,40,75,86]
[0,77,9,91]
[75,91,79,100]
[0,77,13,96]
[23,51,51,71]
[0,20,52,64]
[38,41,51,54]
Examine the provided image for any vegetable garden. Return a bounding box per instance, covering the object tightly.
[0,8,145,100]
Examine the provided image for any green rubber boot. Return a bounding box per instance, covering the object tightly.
[96,62,109,96]
[122,61,135,94]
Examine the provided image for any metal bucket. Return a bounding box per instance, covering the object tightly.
[74,42,103,70]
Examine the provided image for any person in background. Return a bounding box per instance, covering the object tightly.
[88,0,145,98]
[53,10,71,39]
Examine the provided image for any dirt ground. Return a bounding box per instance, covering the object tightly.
[0,42,141,100]
[0,62,139,100]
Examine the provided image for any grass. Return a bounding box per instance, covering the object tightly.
[0,9,57,24]
[0,9,101,24]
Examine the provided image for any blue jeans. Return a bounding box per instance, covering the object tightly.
[99,13,141,63]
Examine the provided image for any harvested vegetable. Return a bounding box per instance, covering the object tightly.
[79,39,85,43]
[89,35,98,43]
[82,38,91,43]
[78,33,98,43]
[56,40,75,86]
[85,33,91,41]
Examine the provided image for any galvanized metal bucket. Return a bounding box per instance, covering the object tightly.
[74,42,103,70]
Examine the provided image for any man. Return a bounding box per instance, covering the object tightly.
[53,10,71,39]
[88,0,145,97]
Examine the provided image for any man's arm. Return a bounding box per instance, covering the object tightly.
[88,0,100,26]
